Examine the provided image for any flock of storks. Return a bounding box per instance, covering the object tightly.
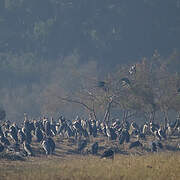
[0,113,180,159]
[0,64,180,159]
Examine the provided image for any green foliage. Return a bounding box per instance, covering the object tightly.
[0,0,180,61]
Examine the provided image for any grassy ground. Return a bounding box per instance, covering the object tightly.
[0,152,180,180]
[0,135,180,180]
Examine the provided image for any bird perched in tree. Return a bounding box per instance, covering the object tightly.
[101,148,114,159]
[129,65,136,75]
[121,78,131,86]
[91,142,98,155]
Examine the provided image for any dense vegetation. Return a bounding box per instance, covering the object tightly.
[0,0,180,122]
[1,0,180,60]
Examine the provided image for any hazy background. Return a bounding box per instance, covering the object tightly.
[0,0,180,122]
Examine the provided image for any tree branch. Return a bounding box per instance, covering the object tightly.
[56,96,93,112]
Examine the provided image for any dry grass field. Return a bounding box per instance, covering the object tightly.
[0,136,180,180]
[0,152,180,180]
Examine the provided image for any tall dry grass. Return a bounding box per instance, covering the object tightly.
[0,152,180,180]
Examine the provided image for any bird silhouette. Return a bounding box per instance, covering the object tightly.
[101,148,114,159]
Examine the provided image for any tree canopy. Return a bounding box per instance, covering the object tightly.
[0,0,180,64]
[0,1,180,122]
